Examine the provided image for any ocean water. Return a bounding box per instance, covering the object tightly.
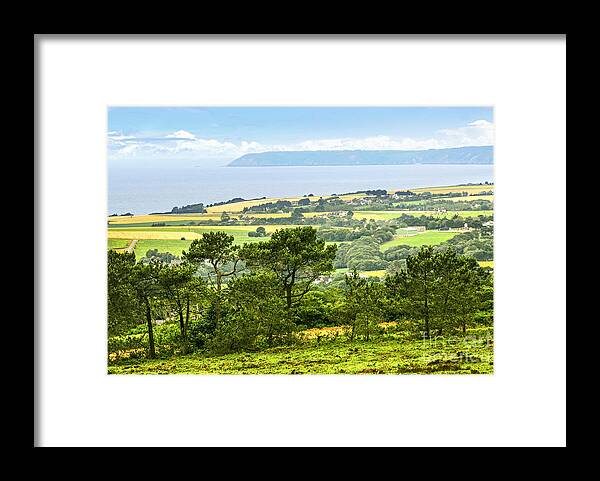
[108,164,494,215]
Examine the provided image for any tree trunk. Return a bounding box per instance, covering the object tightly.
[177,309,186,354]
[178,309,185,337]
[185,298,190,331]
[145,300,156,359]
[183,298,190,354]
[285,285,293,309]
[424,298,430,339]
[215,272,223,324]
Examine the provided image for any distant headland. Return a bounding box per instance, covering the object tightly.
[228,146,493,167]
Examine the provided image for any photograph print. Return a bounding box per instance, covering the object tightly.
[107,107,494,375]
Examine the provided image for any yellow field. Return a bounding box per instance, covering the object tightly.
[108,224,311,241]
[478,260,494,268]
[108,213,224,224]
[108,230,206,240]
[204,193,367,213]
[361,269,387,278]
[205,199,275,213]
[408,184,494,195]
[108,211,302,225]
[302,321,398,340]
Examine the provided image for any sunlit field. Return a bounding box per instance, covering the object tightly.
[380,231,460,251]
[108,324,494,375]
[409,185,494,195]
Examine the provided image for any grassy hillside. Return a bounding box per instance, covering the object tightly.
[108,326,493,375]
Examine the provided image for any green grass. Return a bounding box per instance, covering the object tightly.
[380,231,460,251]
[133,239,194,259]
[132,236,278,259]
[108,238,130,250]
[396,228,419,236]
[108,221,212,228]
[132,238,271,259]
[107,328,494,375]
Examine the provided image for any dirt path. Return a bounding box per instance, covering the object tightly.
[124,239,138,254]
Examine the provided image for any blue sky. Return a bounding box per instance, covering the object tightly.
[108,107,493,166]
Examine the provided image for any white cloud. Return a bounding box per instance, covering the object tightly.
[165,130,196,139]
[468,120,492,127]
[108,121,494,162]
[437,119,494,147]
[107,131,136,145]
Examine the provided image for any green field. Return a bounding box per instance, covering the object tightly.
[396,228,419,236]
[131,237,281,259]
[108,238,129,251]
[380,231,460,251]
[108,327,493,375]
[130,228,307,259]
[133,239,194,259]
